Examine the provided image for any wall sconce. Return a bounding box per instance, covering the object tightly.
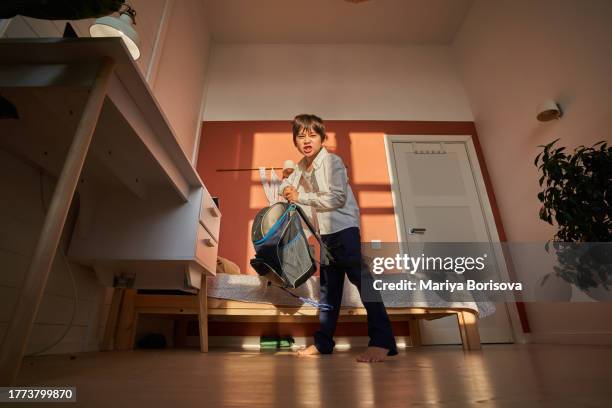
[89,4,140,60]
[537,100,563,122]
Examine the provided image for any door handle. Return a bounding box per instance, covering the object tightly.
[408,227,426,235]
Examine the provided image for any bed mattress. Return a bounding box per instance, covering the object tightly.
[207,273,495,318]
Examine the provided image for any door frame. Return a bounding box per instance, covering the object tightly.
[383,134,527,344]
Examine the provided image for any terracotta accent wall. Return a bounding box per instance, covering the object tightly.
[196,120,487,274]
[196,120,508,337]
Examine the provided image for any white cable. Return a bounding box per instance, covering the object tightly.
[24,169,79,356]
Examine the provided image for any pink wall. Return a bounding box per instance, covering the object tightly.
[152,0,210,163]
[453,0,612,342]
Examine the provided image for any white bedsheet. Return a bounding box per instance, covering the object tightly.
[207,273,495,318]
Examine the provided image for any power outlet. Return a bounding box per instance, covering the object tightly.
[371,239,382,250]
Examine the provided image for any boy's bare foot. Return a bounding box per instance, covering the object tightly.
[356,346,389,363]
[297,345,320,357]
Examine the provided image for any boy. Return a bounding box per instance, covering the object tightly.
[280,114,398,363]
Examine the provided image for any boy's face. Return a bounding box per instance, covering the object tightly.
[295,127,323,159]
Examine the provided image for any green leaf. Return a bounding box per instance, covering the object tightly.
[534,152,542,166]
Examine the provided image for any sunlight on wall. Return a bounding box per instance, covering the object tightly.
[245,219,256,274]
[348,132,390,184]
[198,124,409,276]
[356,190,393,208]
[245,131,399,242]
[250,185,270,209]
[347,132,398,242]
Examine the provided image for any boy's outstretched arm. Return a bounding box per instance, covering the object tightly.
[297,155,347,210]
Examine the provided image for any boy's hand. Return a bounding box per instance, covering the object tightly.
[282,186,299,203]
[282,168,294,179]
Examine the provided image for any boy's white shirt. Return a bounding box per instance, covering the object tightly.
[279,147,360,235]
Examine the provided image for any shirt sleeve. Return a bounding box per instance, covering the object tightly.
[297,155,348,210]
[278,169,298,199]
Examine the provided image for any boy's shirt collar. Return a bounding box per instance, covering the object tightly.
[299,147,328,171]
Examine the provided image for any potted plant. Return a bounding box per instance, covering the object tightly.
[534,139,611,297]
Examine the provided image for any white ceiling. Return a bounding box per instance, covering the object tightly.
[204,0,473,45]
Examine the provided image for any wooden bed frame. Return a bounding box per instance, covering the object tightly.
[103,284,482,353]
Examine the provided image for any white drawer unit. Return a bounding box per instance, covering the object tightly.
[68,186,221,291]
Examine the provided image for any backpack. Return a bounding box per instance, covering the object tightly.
[250,202,333,289]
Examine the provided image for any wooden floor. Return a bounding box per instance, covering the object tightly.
[14,344,612,407]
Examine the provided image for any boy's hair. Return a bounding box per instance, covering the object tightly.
[292,114,327,145]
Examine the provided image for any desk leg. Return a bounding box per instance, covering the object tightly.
[198,274,209,353]
[115,289,137,350]
[0,57,115,385]
[101,288,124,351]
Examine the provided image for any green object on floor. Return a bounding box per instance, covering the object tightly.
[260,336,295,349]
[278,337,294,348]
[260,336,279,349]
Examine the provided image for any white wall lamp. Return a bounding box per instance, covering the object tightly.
[89,4,140,60]
[537,100,563,122]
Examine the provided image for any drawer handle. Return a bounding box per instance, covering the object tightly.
[208,206,220,217]
[202,238,216,247]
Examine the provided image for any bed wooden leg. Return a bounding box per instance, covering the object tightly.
[102,288,124,351]
[115,288,137,350]
[198,274,209,353]
[408,318,422,347]
[457,310,481,351]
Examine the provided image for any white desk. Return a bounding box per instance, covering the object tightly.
[0,38,219,384]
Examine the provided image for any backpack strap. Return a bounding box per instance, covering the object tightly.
[269,282,334,312]
[292,205,335,265]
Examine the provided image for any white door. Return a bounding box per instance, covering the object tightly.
[386,136,516,344]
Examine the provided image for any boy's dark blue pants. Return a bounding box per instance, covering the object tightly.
[314,227,398,355]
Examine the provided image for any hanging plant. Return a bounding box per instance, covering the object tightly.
[534,139,612,292]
